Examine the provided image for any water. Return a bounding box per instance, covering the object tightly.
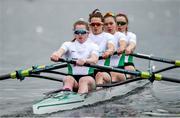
[1,0,180,117]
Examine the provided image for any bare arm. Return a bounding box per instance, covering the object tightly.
[117,39,127,54]
[125,42,136,55]
[50,48,65,62]
[102,42,115,58]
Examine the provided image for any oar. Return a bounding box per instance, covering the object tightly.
[130,53,180,66]
[29,74,63,82]
[109,51,180,66]
[0,63,67,81]
[58,58,180,83]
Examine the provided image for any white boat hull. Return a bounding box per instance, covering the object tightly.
[33,79,149,114]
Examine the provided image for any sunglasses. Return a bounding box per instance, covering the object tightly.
[116,21,127,26]
[74,29,88,35]
[104,22,114,26]
[90,22,103,27]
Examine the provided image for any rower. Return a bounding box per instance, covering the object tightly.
[103,12,127,82]
[88,9,115,85]
[50,20,99,94]
[116,12,137,78]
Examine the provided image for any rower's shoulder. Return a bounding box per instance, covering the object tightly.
[127,32,136,37]
[103,32,114,37]
[62,41,73,46]
[114,31,126,38]
[86,39,98,46]
[85,39,99,49]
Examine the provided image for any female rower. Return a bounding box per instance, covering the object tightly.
[103,12,127,82]
[50,20,99,94]
[88,9,115,85]
[116,13,137,78]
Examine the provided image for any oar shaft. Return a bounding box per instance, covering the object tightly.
[29,74,63,82]
[131,53,175,65]
[58,58,141,76]
[59,58,180,84]
[0,63,67,80]
[0,74,11,80]
[30,63,67,73]
[160,77,180,83]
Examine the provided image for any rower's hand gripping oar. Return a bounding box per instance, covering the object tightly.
[0,63,67,81]
[58,58,180,83]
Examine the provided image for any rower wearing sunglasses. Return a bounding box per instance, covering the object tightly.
[50,20,99,94]
[116,13,137,78]
[103,12,127,82]
[88,9,115,85]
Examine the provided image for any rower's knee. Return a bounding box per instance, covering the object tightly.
[63,76,74,84]
[95,72,111,84]
[78,77,95,93]
[102,72,111,83]
[95,72,102,79]
[110,72,126,82]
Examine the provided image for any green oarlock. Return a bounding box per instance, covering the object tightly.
[175,60,180,66]
[10,72,17,79]
[154,74,162,81]
[141,72,151,79]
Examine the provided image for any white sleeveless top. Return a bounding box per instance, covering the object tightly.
[61,40,99,75]
[88,32,115,66]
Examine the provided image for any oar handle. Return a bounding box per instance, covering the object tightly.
[58,58,140,76]
[0,74,11,80]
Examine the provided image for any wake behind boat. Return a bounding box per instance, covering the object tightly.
[33,79,149,114]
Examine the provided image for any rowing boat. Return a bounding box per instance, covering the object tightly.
[33,79,149,114]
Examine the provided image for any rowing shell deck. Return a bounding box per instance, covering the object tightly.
[33,79,149,114]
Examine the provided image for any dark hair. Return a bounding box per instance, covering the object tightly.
[116,13,129,32]
[103,12,116,22]
[88,9,104,22]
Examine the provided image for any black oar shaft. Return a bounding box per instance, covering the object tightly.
[29,63,67,74]
[58,58,141,76]
[0,74,11,80]
[29,74,63,82]
[59,58,180,84]
[0,63,67,80]
[131,53,175,65]
[153,66,179,74]
[160,77,180,83]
